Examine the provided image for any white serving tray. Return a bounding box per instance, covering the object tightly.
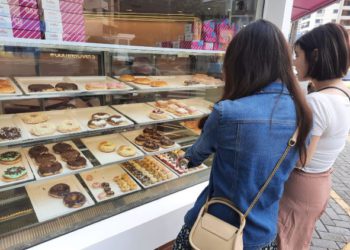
[25,175,95,222]
[14,76,85,95]
[16,110,82,140]
[154,151,208,177]
[121,157,178,189]
[0,114,29,146]
[81,134,144,166]
[112,103,175,125]
[0,148,35,188]
[121,130,181,156]
[68,76,133,92]
[70,106,134,132]
[23,141,93,181]
[116,75,208,90]
[79,164,141,202]
[147,100,205,119]
[177,98,213,115]
[0,77,23,98]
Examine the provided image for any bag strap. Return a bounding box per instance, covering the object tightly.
[242,128,298,219]
[317,86,350,102]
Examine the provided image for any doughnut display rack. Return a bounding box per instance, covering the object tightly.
[112,103,176,125]
[16,110,83,140]
[14,76,133,97]
[121,157,178,189]
[121,129,181,156]
[0,148,35,188]
[116,75,223,92]
[154,150,209,177]
[79,164,142,203]
[0,77,24,99]
[23,141,94,181]
[69,106,134,132]
[0,114,30,146]
[25,175,95,222]
[15,76,86,95]
[0,39,223,249]
[80,134,144,165]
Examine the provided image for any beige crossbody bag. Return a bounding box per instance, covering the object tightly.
[189,129,298,250]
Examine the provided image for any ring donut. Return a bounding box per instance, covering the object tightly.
[63,192,86,208]
[57,120,81,133]
[117,145,136,157]
[30,122,56,136]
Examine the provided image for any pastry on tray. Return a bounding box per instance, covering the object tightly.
[55,82,78,91]
[0,127,21,140]
[0,151,22,165]
[34,153,56,165]
[30,122,56,136]
[48,183,71,198]
[38,161,63,177]
[20,113,49,124]
[107,115,124,126]
[52,142,73,154]
[67,156,87,170]
[133,77,152,85]
[119,74,135,82]
[150,80,167,87]
[149,108,168,120]
[63,191,86,208]
[57,120,81,133]
[0,79,15,94]
[28,84,56,92]
[2,166,27,182]
[28,145,49,158]
[135,134,147,146]
[91,112,110,120]
[142,140,160,152]
[107,82,125,89]
[88,119,107,129]
[85,82,107,90]
[113,173,138,192]
[60,149,80,162]
[117,145,136,157]
[98,141,116,153]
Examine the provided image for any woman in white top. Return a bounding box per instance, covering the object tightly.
[277,23,350,250]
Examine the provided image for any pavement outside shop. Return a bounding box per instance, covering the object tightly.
[311,137,350,250]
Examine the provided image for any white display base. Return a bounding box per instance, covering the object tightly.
[29,181,208,250]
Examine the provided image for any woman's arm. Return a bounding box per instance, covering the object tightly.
[296,135,320,168]
[184,104,221,167]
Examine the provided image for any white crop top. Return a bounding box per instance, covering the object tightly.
[303,91,350,173]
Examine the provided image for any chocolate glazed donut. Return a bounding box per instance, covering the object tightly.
[67,156,87,170]
[63,192,86,208]
[55,82,78,91]
[38,161,62,176]
[49,183,71,198]
[28,145,49,158]
[52,142,73,154]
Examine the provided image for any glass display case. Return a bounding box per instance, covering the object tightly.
[0,0,265,249]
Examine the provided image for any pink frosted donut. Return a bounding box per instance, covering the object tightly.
[92,182,101,188]
[107,82,125,89]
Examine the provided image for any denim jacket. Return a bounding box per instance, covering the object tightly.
[184,82,299,250]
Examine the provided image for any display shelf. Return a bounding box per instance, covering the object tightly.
[0,104,206,148]
[0,130,198,193]
[0,37,226,56]
[0,168,210,250]
[0,77,222,101]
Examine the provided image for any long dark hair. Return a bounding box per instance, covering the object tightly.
[201,20,313,165]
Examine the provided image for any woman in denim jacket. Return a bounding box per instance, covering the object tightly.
[173,20,313,250]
